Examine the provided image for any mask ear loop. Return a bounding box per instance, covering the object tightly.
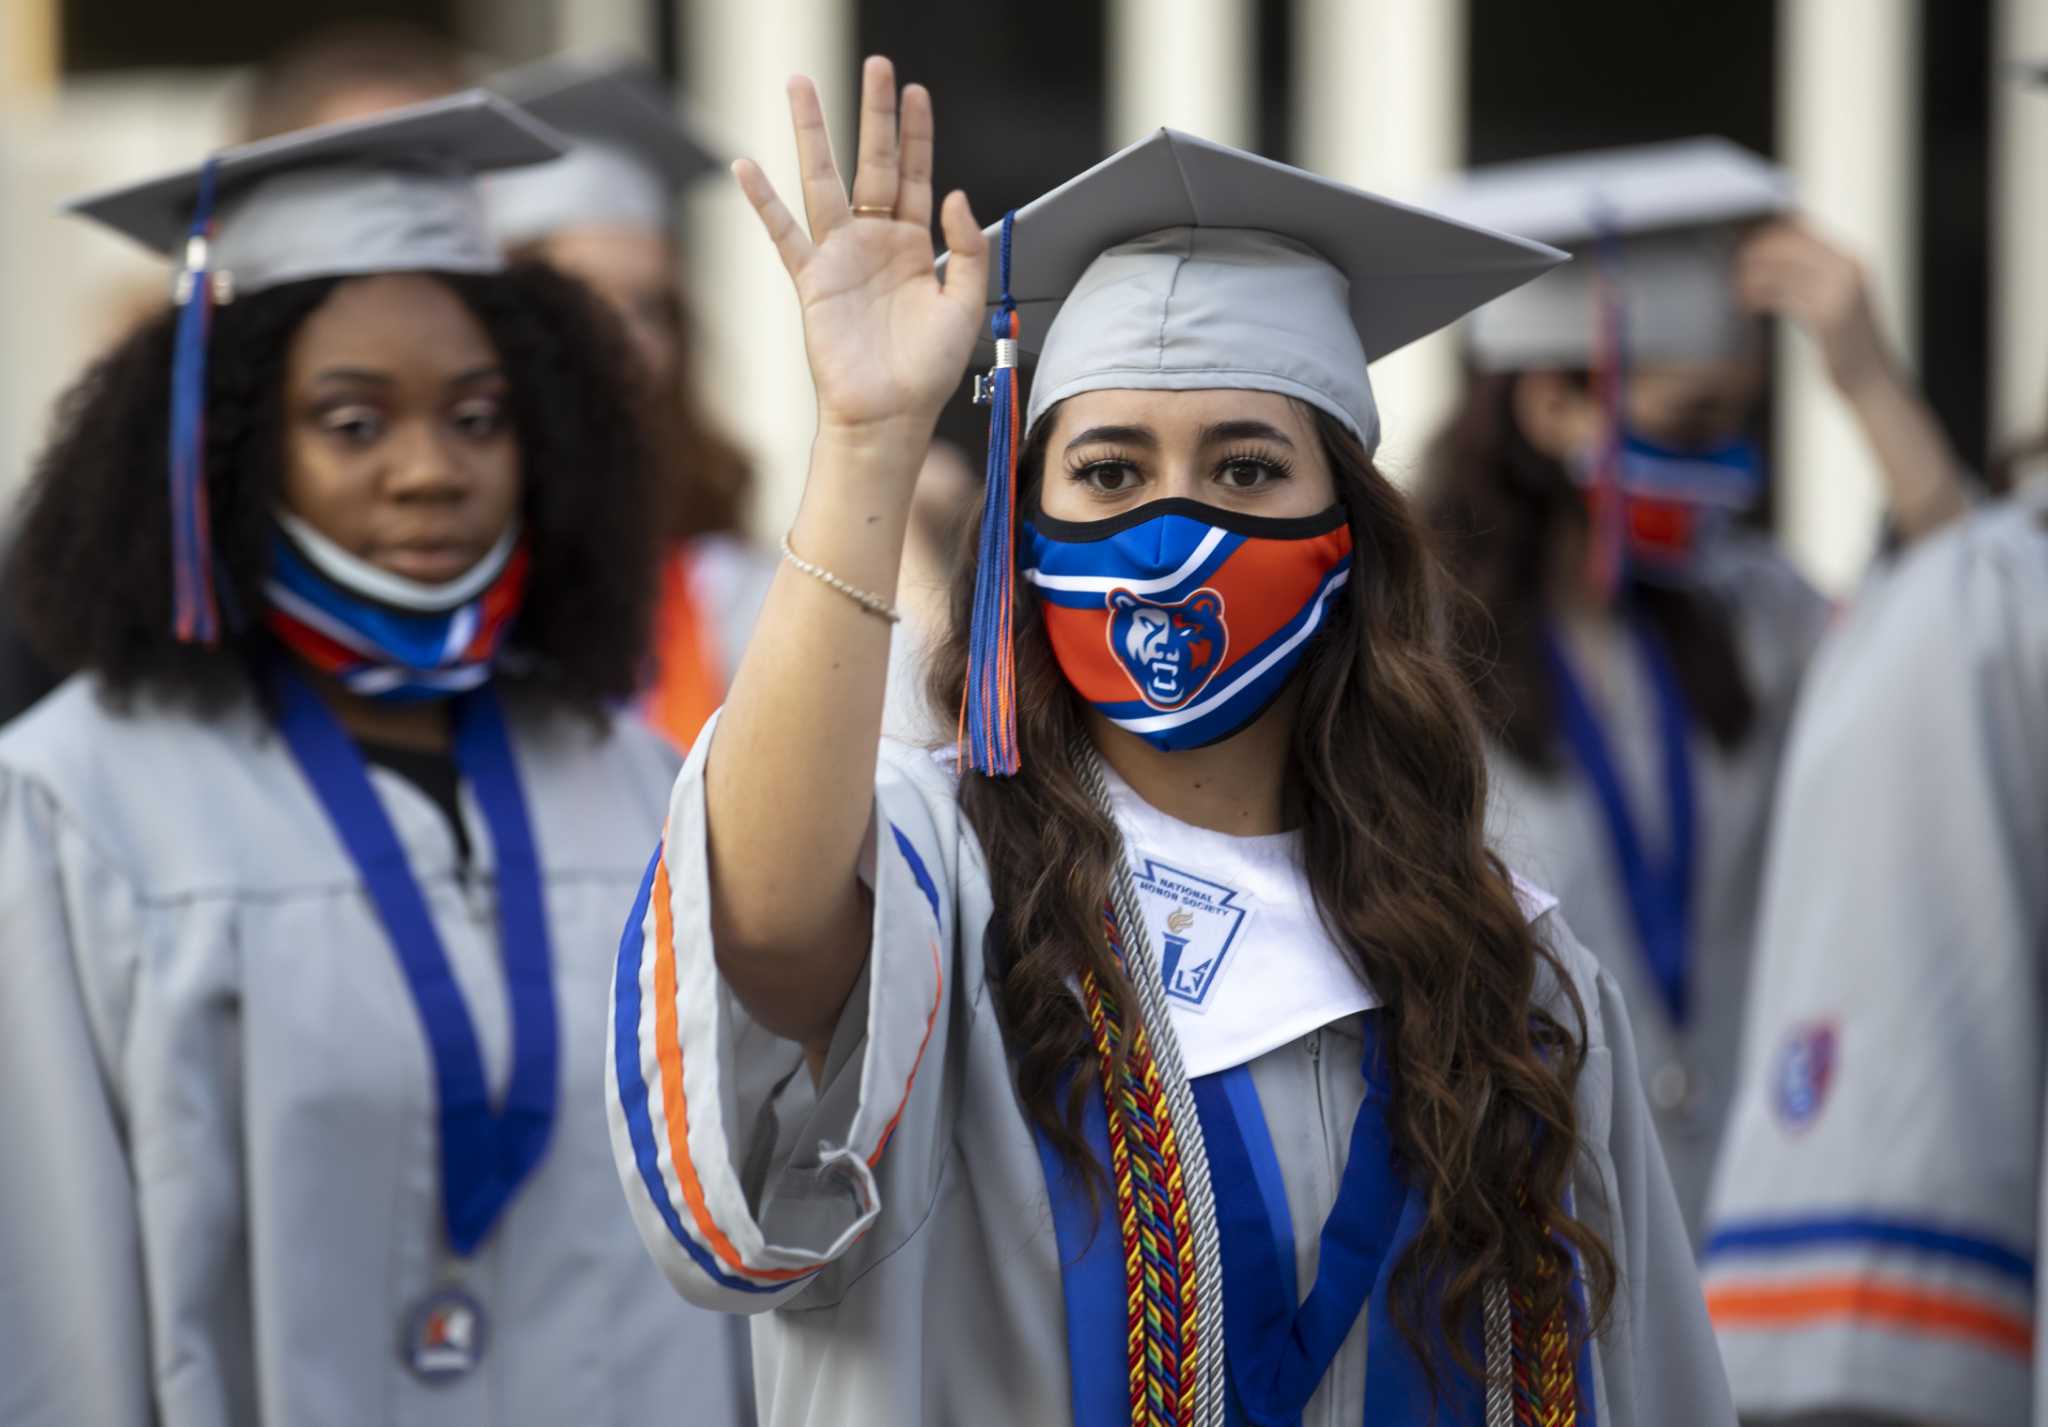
[959,211,1022,777]
[1586,205,1630,604]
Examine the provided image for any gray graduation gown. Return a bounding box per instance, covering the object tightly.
[0,676,753,1427]
[1701,490,2048,1427]
[608,722,1736,1426]
[1485,531,1831,1238]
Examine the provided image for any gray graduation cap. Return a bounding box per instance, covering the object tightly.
[482,52,721,247]
[1428,137,1795,372]
[945,128,1566,454]
[67,89,566,297]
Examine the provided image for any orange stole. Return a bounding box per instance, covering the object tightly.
[645,548,727,752]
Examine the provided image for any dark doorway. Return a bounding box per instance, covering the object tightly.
[1466,0,1777,164]
[855,0,1108,452]
[61,0,458,74]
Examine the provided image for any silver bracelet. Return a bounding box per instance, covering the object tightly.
[779,533,901,624]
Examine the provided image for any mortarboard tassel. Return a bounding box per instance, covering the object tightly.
[959,211,1022,777]
[168,157,223,645]
[1585,214,1629,603]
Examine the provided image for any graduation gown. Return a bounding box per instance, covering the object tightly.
[1700,489,2048,1427]
[607,721,1736,1426]
[0,675,754,1427]
[1485,530,1831,1238]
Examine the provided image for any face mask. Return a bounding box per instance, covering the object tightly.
[1579,429,1763,580]
[1022,498,1353,752]
[264,512,530,702]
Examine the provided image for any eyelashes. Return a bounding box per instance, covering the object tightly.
[1216,446,1295,480]
[1061,448,1296,485]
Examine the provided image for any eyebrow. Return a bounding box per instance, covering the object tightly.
[1063,424,1158,453]
[310,364,505,389]
[311,367,393,388]
[1198,419,1295,448]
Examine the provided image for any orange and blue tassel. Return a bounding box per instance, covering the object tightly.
[168,157,223,645]
[960,211,1022,776]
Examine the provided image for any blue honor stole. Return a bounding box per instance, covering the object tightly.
[1543,619,1699,1028]
[1036,1011,1599,1426]
[273,664,558,1256]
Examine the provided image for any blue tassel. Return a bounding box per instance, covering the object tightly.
[168,158,222,645]
[959,212,1021,776]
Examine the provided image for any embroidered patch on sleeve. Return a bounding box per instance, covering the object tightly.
[1773,1020,1838,1130]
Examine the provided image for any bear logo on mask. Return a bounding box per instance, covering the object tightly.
[1106,587,1229,712]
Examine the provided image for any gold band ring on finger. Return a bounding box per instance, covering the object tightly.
[851,205,895,218]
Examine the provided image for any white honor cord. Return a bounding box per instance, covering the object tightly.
[1077,737,1230,1426]
[1484,1280,1514,1427]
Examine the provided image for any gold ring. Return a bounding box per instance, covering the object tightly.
[851,205,895,218]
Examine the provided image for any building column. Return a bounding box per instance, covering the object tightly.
[1291,0,1467,482]
[1775,0,1920,591]
[679,0,854,539]
[1,0,58,101]
[1993,0,2048,453]
[555,0,651,54]
[1106,0,1255,150]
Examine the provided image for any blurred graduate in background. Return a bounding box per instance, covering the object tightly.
[0,95,751,1426]
[1699,67,2048,1427]
[0,20,470,728]
[484,54,766,753]
[1417,140,1970,1237]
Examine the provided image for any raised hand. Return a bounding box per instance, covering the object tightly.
[1735,220,1889,396]
[733,57,989,457]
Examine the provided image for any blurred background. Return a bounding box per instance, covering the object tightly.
[2,0,2043,594]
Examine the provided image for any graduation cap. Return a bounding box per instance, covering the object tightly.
[940,127,1566,775]
[482,52,722,247]
[64,91,568,644]
[1427,137,1795,372]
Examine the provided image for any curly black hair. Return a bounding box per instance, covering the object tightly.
[8,262,659,717]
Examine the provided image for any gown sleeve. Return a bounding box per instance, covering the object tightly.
[1561,922,1740,1427]
[1699,507,2048,1427]
[0,767,154,1427]
[606,714,964,1315]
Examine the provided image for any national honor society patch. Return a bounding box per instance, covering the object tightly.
[1130,855,1252,1012]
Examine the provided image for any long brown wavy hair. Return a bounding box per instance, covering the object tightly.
[928,399,1617,1385]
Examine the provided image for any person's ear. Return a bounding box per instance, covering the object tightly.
[1510,369,1604,463]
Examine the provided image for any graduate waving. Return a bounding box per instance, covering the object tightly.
[609,58,1732,1427]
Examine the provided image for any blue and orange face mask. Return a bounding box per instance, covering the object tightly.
[1022,498,1354,752]
[1576,430,1764,585]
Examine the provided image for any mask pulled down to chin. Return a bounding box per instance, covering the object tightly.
[263,513,530,702]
